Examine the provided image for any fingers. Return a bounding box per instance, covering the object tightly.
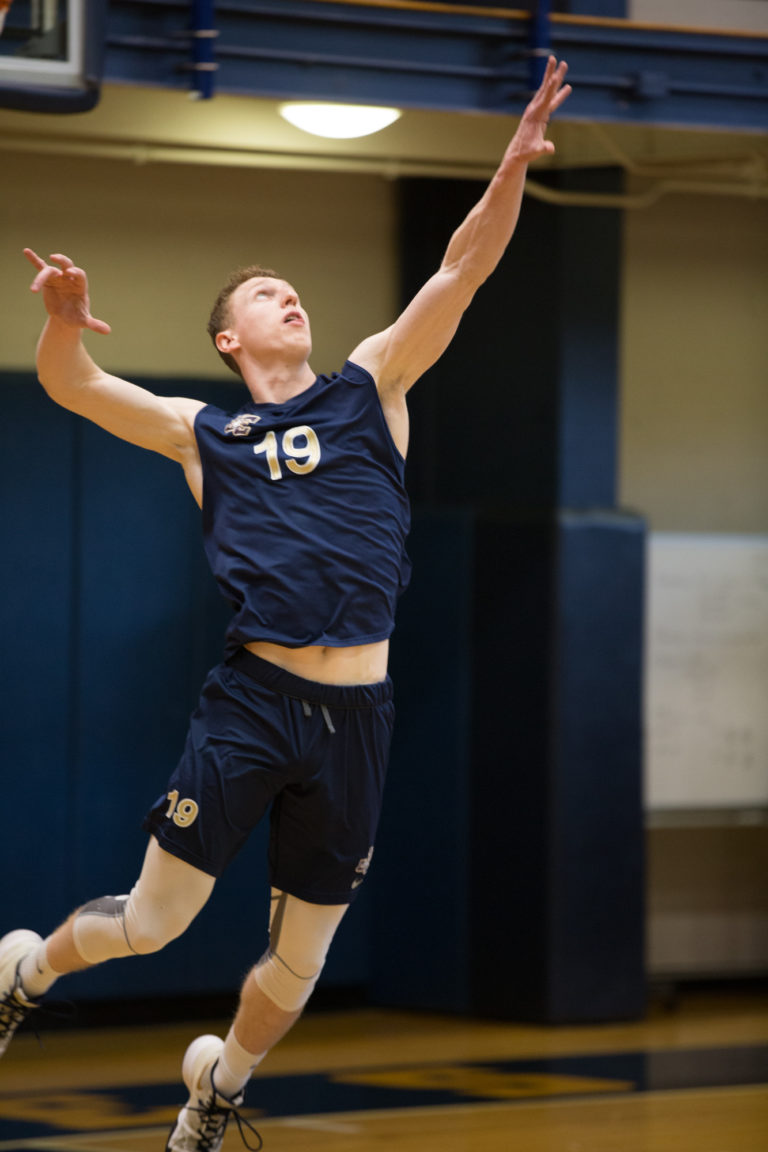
[24,249,75,272]
[537,56,570,108]
[28,262,62,294]
[23,247,45,270]
[23,248,110,334]
[85,316,112,336]
[24,247,58,291]
[26,250,83,293]
[543,55,568,87]
[523,56,571,138]
[541,54,558,86]
[550,82,572,114]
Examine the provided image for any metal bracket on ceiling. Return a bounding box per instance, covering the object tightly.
[530,0,552,89]
[188,0,219,100]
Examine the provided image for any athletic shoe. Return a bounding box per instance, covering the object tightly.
[0,929,43,1059]
[166,1034,262,1152]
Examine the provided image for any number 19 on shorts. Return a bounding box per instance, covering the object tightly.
[165,790,199,828]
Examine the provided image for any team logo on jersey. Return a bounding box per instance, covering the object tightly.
[351,846,374,889]
[224,413,262,436]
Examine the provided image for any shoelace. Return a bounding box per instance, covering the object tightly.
[0,988,35,1039]
[0,995,80,1064]
[186,1097,263,1152]
[229,1108,263,1151]
[0,989,76,1056]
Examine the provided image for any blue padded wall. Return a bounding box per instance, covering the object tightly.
[0,373,370,1003]
[1,380,78,930]
[373,507,646,1022]
[369,171,645,1022]
[469,509,646,1022]
[372,507,475,1013]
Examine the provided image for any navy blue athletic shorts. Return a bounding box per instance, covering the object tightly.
[143,648,394,904]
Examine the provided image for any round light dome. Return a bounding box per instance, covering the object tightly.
[279,102,402,139]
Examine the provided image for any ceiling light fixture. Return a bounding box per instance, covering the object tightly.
[279,102,402,139]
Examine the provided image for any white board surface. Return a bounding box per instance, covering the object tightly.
[644,533,768,810]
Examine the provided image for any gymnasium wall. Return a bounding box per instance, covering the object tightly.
[2,144,767,1000]
[0,156,399,1001]
[629,0,768,34]
[619,185,768,978]
[2,156,398,378]
[5,153,766,529]
[5,153,767,531]
[620,187,768,533]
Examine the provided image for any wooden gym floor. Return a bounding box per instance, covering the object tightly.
[1,984,766,1152]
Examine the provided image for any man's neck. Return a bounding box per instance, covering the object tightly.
[241,360,316,406]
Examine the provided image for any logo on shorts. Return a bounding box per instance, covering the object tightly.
[224,413,261,436]
[351,846,374,889]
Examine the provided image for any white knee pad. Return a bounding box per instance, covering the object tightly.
[253,891,347,1013]
[72,841,214,964]
[72,894,135,964]
[73,881,196,963]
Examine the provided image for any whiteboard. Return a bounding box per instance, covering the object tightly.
[644,533,768,811]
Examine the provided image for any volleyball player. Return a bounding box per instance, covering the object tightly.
[0,57,570,1152]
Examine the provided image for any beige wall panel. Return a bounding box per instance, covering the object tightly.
[630,0,768,32]
[619,191,768,532]
[3,154,398,383]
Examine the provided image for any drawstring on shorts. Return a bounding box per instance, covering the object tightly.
[302,699,336,735]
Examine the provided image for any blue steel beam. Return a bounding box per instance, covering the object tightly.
[103,1,768,131]
[189,0,218,99]
[530,1,552,89]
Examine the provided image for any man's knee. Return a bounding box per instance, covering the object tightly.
[72,842,215,965]
[72,884,198,963]
[252,948,321,1013]
[124,882,196,954]
[252,892,347,1013]
[73,895,138,963]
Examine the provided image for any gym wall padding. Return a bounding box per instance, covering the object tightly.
[0,373,368,1000]
[469,509,645,1021]
[370,171,645,1022]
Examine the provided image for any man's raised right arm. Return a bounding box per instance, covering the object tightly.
[25,250,204,497]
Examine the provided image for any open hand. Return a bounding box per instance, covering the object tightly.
[24,249,111,335]
[510,56,572,163]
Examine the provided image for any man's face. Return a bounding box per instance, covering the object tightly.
[221,276,312,363]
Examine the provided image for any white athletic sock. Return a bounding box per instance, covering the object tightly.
[212,1028,266,1099]
[17,940,62,999]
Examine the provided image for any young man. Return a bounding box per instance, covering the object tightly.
[0,57,570,1152]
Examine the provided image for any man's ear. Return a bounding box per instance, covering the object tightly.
[216,330,240,354]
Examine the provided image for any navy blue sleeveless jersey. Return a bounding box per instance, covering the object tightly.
[194,360,412,651]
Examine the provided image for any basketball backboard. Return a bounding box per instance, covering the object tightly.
[0,0,106,112]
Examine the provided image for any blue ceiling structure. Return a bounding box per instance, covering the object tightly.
[0,1,765,128]
[101,0,768,131]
